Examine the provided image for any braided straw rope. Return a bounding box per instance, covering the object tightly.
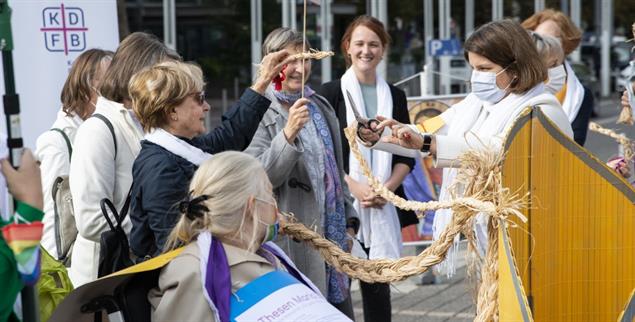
[291,48,334,60]
[589,121,635,162]
[280,126,527,321]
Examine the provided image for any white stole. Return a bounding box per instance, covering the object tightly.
[433,84,546,276]
[562,61,585,122]
[341,68,402,260]
[144,128,213,166]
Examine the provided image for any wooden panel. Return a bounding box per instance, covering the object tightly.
[502,109,533,293]
[501,107,635,322]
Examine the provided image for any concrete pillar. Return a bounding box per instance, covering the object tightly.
[320,0,333,82]
[251,0,263,81]
[534,0,545,13]
[600,0,612,96]
[465,0,474,38]
[424,0,434,95]
[492,0,503,21]
[570,0,582,62]
[163,0,176,50]
[439,0,451,94]
[369,0,388,79]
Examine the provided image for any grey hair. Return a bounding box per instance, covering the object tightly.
[262,27,311,56]
[529,31,565,68]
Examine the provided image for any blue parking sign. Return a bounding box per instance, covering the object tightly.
[428,38,462,57]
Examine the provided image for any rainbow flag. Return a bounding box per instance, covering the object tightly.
[2,221,43,285]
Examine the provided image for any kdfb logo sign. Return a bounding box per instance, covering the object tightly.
[40,3,88,55]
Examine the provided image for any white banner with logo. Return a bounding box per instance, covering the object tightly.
[0,0,119,149]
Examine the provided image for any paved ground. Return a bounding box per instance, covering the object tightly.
[350,244,476,322]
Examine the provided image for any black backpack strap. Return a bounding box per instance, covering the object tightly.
[50,128,72,160]
[92,113,117,159]
[119,187,133,223]
[99,187,133,231]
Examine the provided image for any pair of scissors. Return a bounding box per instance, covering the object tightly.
[345,90,381,133]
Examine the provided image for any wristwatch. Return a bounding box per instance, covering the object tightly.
[420,134,432,153]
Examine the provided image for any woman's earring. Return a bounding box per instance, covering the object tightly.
[172,115,178,121]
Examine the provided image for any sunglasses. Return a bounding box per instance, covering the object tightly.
[190,91,206,105]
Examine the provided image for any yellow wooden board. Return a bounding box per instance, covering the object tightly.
[501,107,635,322]
[499,223,534,322]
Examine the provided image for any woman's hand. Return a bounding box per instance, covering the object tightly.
[251,50,294,94]
[380,123,424,150]
[1,149,43,210]
[283,98,311,144]
[346,175,384,209]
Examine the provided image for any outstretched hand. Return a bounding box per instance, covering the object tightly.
[252,50,295,94]
[380,122,424,150]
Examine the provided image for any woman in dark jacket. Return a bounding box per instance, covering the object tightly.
[317,15,415,322]
[128,53,290,259]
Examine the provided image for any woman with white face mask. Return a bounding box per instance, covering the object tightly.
[363,20,573,277]
[530,32,567,96]
[522,9,594,146]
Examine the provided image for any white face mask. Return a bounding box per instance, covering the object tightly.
[545,64,567,94]
[470,66,512,104]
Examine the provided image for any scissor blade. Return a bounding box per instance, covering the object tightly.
[346,90,365,121]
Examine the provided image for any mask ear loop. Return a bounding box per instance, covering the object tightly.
[497,61,517,91]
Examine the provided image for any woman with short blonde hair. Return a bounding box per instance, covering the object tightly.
[129,51,293,261]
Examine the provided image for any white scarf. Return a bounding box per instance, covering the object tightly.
[433,84,546,276]
[144,128,213,166]
[562,61,585,122]
[341,68,401,260]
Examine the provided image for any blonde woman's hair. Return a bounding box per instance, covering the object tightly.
[530,32,565,69]
[165,151,273,252]
[128,60,205,132]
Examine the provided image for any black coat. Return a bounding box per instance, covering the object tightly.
[570,85,594,146]
[130,89,271,258]
[316,79,418,228]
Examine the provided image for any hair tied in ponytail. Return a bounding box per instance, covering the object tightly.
[179,193,210,220]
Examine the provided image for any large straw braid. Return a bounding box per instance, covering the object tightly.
[279,126,523,321]
[589,121,635,163]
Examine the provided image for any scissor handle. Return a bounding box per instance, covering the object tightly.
[357,118,381,132]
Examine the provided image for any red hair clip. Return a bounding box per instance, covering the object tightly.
[273,65,287,91]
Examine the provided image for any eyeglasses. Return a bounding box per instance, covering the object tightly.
[190,91,206,105]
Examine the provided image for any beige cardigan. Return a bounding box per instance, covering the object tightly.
[148,242,279,322]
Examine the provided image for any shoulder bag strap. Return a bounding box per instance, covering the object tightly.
[50,128,72,160]
[91,113,117,159]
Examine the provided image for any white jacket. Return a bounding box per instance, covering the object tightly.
[68,97,143,287]
[35,109,83,259]
[429,86,573,276]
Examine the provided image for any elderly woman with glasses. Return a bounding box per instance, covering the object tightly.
[128,55,291,261]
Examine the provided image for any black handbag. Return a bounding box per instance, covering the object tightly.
[98,193,134,277]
